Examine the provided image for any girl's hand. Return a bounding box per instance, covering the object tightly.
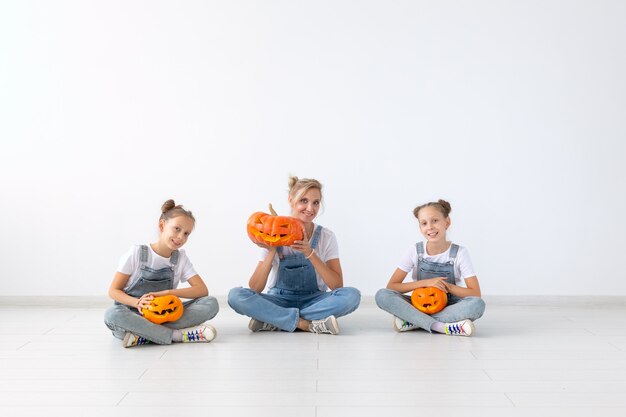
[135,293,155,314]
[146,290,169,298]
[421,277,449,292]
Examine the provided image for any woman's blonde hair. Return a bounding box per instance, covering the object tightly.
[288,176,323,203]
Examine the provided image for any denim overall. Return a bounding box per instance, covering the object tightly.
[117,245,178,304]
[105,245,219,344]
[375,241,485,331]
[227,225,361,331]
[274,226,322,294]
[412,241,460,305]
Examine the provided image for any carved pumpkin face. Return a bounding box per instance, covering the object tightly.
[247,211,304,247]
[142,295,184,324]
[411,287,448,315]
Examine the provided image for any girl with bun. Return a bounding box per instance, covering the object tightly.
[228,176,361,335]
[104,200,219,347]
[375,199,485,336]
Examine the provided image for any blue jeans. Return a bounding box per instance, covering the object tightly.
[375,288,485,332]
[228,287,361,332]
[104,296,219,344]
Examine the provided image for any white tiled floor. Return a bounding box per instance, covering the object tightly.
[1,296,626,416]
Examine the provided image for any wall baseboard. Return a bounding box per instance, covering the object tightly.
[0,295,624,308]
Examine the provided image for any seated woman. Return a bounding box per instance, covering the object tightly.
[228,176,361,335]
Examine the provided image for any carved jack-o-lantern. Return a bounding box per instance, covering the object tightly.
[247,204,303,247]
[411,287,448,315]
[142,295,184,324]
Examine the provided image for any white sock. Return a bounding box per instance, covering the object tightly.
[430,322,446,334]
[171,330,183,342]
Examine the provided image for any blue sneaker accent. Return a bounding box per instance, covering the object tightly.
[444,320,474,336]
[123,332,150,348]
[181,324,216,343]
[393,317,419,332]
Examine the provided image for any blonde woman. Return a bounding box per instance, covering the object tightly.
[228,176,361,335]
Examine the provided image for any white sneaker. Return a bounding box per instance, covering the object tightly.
[309,316,339,335]
[181,324,217,342]
[393,317,419,332]
[444,320,475,337]
[248,318,279,332]
[122,332,150,348]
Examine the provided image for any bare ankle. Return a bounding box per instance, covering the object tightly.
[297,318,310,331]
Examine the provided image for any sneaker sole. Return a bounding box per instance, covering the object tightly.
[393,317,417,332]
[204,324,217,342]
[248,318,260,332]
[122,332,133,348]
[122,332,141,348]
[248,318,278,332]
[461,320,475,337]
[326,316,339,335]
[392,317,406,332]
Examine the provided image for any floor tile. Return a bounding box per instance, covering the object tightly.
[1,297,626,413]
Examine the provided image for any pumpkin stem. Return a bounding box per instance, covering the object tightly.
[269,203,278,216]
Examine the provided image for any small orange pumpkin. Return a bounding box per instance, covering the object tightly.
[142,295,184,324]
[247,204,304,247]
[411,287,448,315]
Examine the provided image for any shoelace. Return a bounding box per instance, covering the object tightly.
[310,321,330,334]
[185,329,205,341]
[401,320,414,330]
[445,323,464,335]
[131,336,149,346]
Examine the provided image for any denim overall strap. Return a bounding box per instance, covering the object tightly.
[122,246,177,300]
[169,249,179,266]
[139,245,179,266]
[309,225,322,250]
[140,245,149,263]
[412,242,456,286]
[448,244,459,265]
[274,226,323,293]
[415,242,425,262]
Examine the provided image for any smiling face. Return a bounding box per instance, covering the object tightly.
[289,187,321,224]
[417,206,451,244]
[158,215,195,251]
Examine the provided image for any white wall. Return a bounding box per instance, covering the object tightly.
[1,1,625,296]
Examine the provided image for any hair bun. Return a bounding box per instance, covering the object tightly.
[438,199,452,215]
[159,199,195,224]
[288,176,299,190]
[413,199,452,219]
[161,199,176,214]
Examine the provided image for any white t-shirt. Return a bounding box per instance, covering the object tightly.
[397,242,476,288]
[117,244,198,292]
[259,225,340,292]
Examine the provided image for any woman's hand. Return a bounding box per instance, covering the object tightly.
[290,229,313,258]
[254,241,275,251]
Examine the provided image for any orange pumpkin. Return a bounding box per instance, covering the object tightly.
[411,287,448,315]
[247,204,303,247]
[142,295,184,324]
